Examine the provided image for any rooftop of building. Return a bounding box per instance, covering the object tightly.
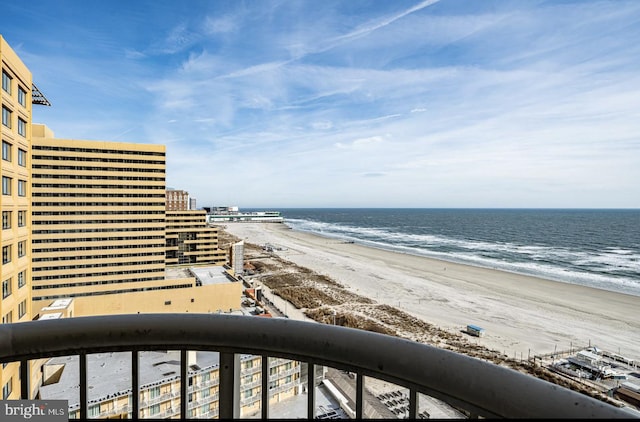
[38,297,270,406]
[164,267,193,279]
[164,265,236,286]
[189,266,237,286]
[40,298,73,311]
[39,341,343,419]
[39,349,226,406]
[39,312,63,320]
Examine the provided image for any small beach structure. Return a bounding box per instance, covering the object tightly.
[466,324,485,337]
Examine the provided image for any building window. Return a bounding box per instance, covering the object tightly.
[17,271,25,288]
[150,404,160,415]
[17,148,26,167]
[2,378,12,400]
[18,86,26,107]
[2,211,11,229]
[18,300,26,319]
[2,141,11,161]
[149,386,160,399]
[1,106,11,128]
[2,176,11,195]
[17,180,26,196]
[18,240,26,257]
[18,210,26,227]
[17,118,26,137]
[2,71,11,94]
[2,278,11,298]
[88,405,100,417]
[2,311,13,324]
[2,245,11,264]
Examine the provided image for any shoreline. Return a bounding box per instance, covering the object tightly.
[223,222,640,361]
[283,225,639,299]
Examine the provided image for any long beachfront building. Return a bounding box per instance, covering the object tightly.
[30,124,172,309]
[206,206,284,224]
[29,125,229,313]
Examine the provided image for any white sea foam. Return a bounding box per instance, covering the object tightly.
[285,217,640,297]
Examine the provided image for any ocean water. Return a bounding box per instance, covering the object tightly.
[258,208,640,297]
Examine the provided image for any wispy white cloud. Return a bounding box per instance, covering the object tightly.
[147,22,202,55]
[335,135,386,150]
[203,15,238,34]
[5,0,639,208]
[323,0,443,51]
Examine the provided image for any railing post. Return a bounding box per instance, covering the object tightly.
[181,350,188,419]
[20,359,29,399]
[409,388,418,419]
[79,353,87,420]
[131,350,139,420]
[219,352,240,419]
[261,355,269,420]
[307,362,316,419]
[355,372,364,418]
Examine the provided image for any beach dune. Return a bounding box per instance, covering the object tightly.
[223,222,639,361]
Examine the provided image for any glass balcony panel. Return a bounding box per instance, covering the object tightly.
[262,358,305,419]
[365,377,412,419]
[417,392,468,419]
[238,353,262,419]
[38,354,80,418]
[185,350,219,419]
[87,351,131,419]
[309,364,349,419]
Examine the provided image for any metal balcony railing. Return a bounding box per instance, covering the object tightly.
[239,392,262,407]
[242,378,262,390]
[0,313,636,419]
[269,379,298,395]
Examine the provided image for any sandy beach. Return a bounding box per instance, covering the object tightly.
[222,222,640,362]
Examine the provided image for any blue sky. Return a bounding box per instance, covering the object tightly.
[2,0,639,208]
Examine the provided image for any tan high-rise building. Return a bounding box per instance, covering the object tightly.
[166,210,227,266]
[1,36,241,400]
[29,124,178,312]
[1,35,35,400]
